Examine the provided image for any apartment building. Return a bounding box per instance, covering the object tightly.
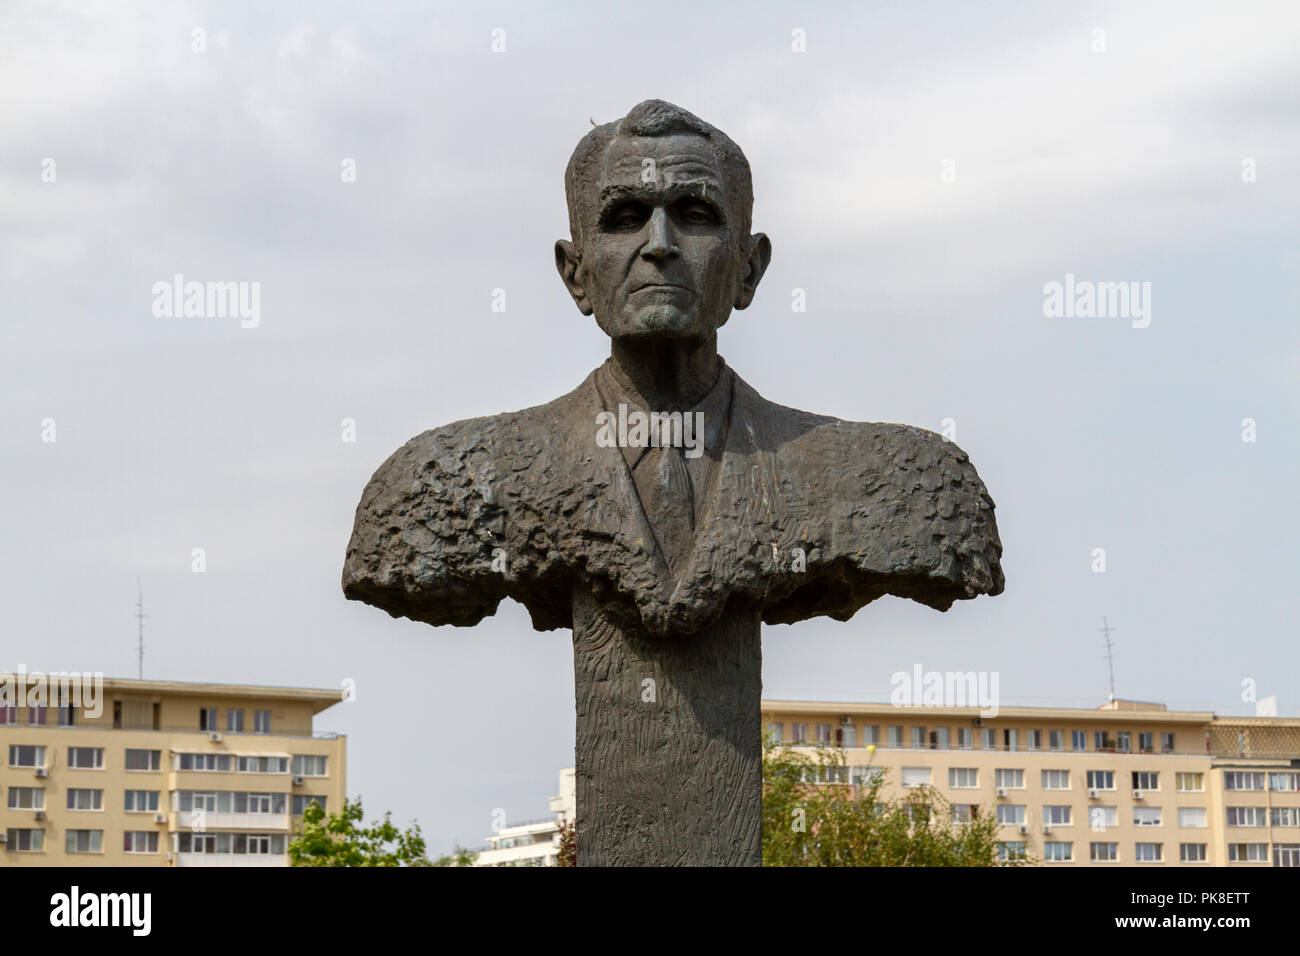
[473,768,575,867]
[1,676,346,866]
[763,698,1300,866]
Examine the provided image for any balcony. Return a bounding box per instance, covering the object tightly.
[174,852,287,867]
[176,811,290,831]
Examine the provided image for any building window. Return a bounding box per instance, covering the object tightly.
[996,842,1027,862]
[67,747,103,770]
[1003,729,1018,752]
[1041,769,1070,790]
[123,832,159,854]
[27,705,46,726]
[995,768,1024,789]
[933,727,950,750]
[1088,805,1118,830]
[238,755,290,774]
[1227,843,1268,862]
[1160,732,1175,753]
[1044,805,1072,826]
[1226,807,1266,827]
[1131,771,1158,792]
[1090,841,1118,862]
[226,709,245,733]
[900,767,931,788]
[292,754,328,777]
[861,725,879,746]
[1071,730,1086,751]
[766,722,783,742]
[1176,772,1204,792]
[956,727,973,749]
[886,725,903,748]
[175,752,232,772]
[0,706,15,724]
[1274,845,1300,868]
[1271,807,1300,827]
[1268,772,1299,792]
[1178,808,1206,829]
[1137,732,1153,753]
[56,704,76,727]
[66,788,103,811]
[124,790,160,813]
[292,794,327,816]
[1094,731,1107,751]
[1116,732,1131,753]
[949,768,978,789]
[1043,841,1072,862]
[996,805,1025,825]
[1180,843,1207,863]
[838,725,856,749]
[6,828,44,852]
[124,749,161,771]
[1223,772,1264,791]
[815,723,831,745]
[980,728,996,750]
[1048,730,1064,751]
[1134,842,1162,862]
[7,787,45,810]
[1026,729,1042,751]
[8,745,45,768]
[66,830,103,854]
[1133,807,1162,827]
[198,707,218,731]
[910,726,926,749]
[1086,770,1115,791]
[852,765,883,786]
[792,723,808,744]
[254,709,272,734]
[951,804,973,824]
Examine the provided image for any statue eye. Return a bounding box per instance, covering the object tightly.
[677,200,719,226]
[604,202,649,230]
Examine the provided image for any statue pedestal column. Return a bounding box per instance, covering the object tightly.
[571,587,762,866]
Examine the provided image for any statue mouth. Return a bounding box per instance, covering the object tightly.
[631,283,693,294]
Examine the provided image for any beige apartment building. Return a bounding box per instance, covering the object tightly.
[764,698,1300,866]
[1,676,346,866]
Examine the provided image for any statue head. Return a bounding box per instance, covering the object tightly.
[555,100,772,345]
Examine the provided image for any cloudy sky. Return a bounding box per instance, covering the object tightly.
[3,1,1297,854]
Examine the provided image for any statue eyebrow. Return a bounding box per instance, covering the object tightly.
[597,182,726,217]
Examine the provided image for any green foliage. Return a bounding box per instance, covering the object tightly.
[288,797,434,867]
[431,845,478,867]
[555,819,577,867]
[761,735,1030,867]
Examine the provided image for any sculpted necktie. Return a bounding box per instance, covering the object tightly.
[636,443,695,574]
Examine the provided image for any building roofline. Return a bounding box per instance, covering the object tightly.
[760,699,1222,723]
[0,674,346,714]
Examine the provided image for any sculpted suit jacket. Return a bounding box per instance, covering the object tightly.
[342,359,1005,638]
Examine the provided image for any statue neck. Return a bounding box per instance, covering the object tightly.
[609,336,720,412]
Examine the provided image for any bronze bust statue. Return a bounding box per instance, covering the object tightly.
[343,99,1004,865]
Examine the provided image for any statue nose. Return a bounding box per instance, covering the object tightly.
[641,208,679,260]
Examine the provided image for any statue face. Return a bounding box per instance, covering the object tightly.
[571,133,751,343]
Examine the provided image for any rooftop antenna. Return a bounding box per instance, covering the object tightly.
[135,579,147,680]
[1100,616,1117,702]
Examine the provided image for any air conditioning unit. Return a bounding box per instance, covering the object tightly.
[1017,823,1028,834]
[840,716,853,725]
[0,833,7,843]
[1132,790,1144,800]
[1087,788,1099,799]
[996,786,1008,798]
[34,810,45,821]
[1042,824,1053,834]
[34,768,47,778]
[154,813,167,824]
[973,717,984,727]
[292,774,304,786]
[208,731,222,743]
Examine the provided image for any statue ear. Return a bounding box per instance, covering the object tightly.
[555,240,593,316]
[734,233,771,310]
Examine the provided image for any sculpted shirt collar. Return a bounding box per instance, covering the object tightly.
[593,356,734,474]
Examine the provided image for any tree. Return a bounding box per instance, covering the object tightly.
[288,797,434,867]
[555,819,577,867]
[431,845,478,867]
[761,735,1029,866]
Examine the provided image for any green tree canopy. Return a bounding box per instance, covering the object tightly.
[288,796,434,867]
